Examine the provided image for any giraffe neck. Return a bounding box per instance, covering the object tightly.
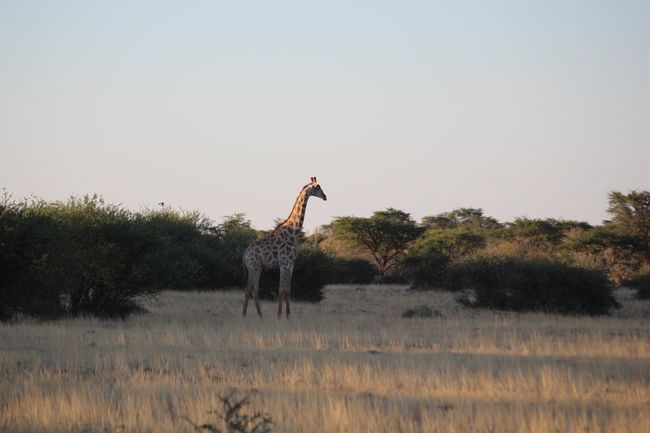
[279,186,310,232]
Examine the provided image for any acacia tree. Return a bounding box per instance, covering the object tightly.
[421,208,501,230]
[504,218,592,253]
[565,226,641,284]
[607,190,650,263]
[332,208,422,278]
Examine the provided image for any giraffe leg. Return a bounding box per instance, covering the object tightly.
[253,293,262,317]
[278,266,293,319]
[242,290,250,316]
[244,265,262,318]
[252,269,262,318]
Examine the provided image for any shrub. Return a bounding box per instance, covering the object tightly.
[0,194,267,320]
[41,196,161,318]
[184,390,273,433]
[447,254,618,315]
[402,251,451,289]
[0,200,65,319]
[330,258,377,284]
[402,227,484,289]
[564,225,643,285]
[209,214,257,288]
[0,195,206,320]
[259,245,332,302]
[623,268,650,299]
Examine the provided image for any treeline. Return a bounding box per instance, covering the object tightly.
[0,195,250,320]
[323,191,650,314]
[1,190,648,320]
[0,194,352,320]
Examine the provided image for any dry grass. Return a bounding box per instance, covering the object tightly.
[1,285,649,433]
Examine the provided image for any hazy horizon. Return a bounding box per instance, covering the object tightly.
[2,1,648,232]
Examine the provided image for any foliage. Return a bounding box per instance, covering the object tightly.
[0,194,255,320]
[402,250,451,289]
[329,258,377,284]
[402,227,485,289]
[421,208,501,230]
[211,214,258,288]
[314,224,364,259]
[184,390,273,433]
[331,208,422,278]
[1,196,172,319]
[118,208,215,292]
[415,227,486,258]
[564,225,643,284]
[448,254,618,315]
[503,218,591,253]
[607,190,650,262]
[258,245,333,302]
[4,189,649,321]
[0,197,65,319]
[623,268,650,299]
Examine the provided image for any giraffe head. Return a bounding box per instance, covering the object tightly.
[308,177,327,201]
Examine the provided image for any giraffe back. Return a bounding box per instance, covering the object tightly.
[244,229,297,270]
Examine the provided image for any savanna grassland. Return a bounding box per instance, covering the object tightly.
[1,285,649,433]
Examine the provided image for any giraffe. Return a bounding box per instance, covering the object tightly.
[242,177,327,318]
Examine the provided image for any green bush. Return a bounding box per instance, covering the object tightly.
[447,254,618,315]
[623,269,650,299]
[402,227,485,289]
[0,195,224,320]
[402,251,451,289]
[564,225,643,285]
[209,214,257,288]
[0,200,65,319]
[259,245,332,302]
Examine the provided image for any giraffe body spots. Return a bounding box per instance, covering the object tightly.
[242,178,327,318]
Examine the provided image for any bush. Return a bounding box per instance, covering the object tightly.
[0,200,65,319]
[447,254,618,315]
[184,390,273,433]
[0,195,219,320]
[329,258,377,284]
[125,210,212,291]
[259,246,333,302]
[623,269,650,299]
[564,225,643,285]
[209,214,257,288]
[402,227,485,289]
[36,196,162,318]
[402,251,451,289]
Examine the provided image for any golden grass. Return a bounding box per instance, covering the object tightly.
[1,286,649,433]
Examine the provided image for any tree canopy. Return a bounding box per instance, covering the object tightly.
[607,191,650,260]
[421,208,501,230]
[332,208,422,277]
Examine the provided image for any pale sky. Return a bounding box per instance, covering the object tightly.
[1,1,649,232]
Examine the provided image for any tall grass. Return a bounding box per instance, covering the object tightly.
[1,286,649,433]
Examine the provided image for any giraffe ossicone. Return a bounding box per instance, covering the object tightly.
[242,177,327,318]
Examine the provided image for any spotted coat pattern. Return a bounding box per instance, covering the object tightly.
[242,178,327,318]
